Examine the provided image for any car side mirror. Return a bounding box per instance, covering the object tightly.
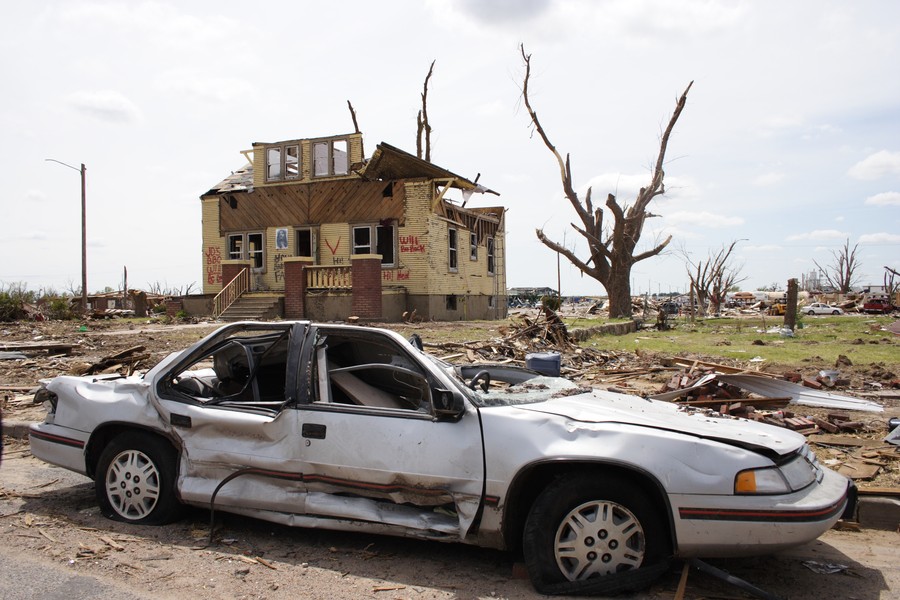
[432,388,464,419]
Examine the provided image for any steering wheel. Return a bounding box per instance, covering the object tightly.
[468,370,491,392]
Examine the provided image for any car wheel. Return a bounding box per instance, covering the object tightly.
[807,310,815,316]
[522,473,669,595]
[832,310,840,315]
[95,432,181,525]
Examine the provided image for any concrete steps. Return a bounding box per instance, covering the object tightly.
[219,294,282,321]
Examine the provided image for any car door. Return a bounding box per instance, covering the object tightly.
[292,325,485,540]
[152,323,310,515]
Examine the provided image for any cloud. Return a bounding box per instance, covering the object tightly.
[752,172,784,186]
[66,90,142,123]
[865,191,900,206]
[664,211,744,228]
[859,232,900,244]
[453,0,551,24]
[786,229,848,241]
[848,150,900,180]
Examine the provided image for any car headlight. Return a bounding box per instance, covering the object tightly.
[735,446,820,495]
[735,467,791,494]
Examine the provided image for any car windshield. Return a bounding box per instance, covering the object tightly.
[420,352,583,407]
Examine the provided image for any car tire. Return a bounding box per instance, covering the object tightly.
[832,310,840,315]
[522,473,669,595]
[95,431,182,525]
[807,310,815,316]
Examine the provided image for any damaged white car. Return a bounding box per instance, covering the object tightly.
[30,321,855,595]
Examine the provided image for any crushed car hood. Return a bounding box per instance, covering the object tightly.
[515,388,803,456]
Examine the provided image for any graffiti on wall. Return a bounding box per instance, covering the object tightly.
[273,252,289,282]
[205,247,222,285]
[400,235,425,253]
[382,269,410,282]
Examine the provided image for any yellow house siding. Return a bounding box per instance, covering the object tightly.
[319,223,351,266]
[201,197,225,294]
[395,181,432,294]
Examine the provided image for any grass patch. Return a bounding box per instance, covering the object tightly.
[580,314,897,369]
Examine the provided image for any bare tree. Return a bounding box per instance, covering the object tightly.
[416,60,435,161]
[682,241,747,315]
[883,265,898,298]
[813,239,860,294]
[520,45,692,318]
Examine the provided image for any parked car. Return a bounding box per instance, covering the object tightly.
[29,321,855,595]
[862,297,894,314]
[804,303,844,315]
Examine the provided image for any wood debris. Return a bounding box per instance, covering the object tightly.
[76,345,150,376]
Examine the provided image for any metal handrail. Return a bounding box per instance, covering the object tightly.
[212,268,249,318]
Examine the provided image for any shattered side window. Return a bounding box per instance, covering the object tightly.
[165,328,291,413]
[314,330,431,412]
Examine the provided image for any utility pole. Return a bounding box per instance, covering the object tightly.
[46,159,87,313]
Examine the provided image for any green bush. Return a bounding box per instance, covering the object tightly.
[541,294,561,311]
[152,303,167,314]
[175,309,189,319]
[47,298,75,320]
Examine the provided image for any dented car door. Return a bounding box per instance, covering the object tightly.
[291,325,485,540]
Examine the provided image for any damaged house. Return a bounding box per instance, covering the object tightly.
[200,132,506,321]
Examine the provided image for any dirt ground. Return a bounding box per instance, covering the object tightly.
[1,317,899,598]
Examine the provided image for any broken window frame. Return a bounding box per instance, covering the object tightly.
[448,228,458,272]
[487,237,495,276]
[295,227,318,262]
[265,144,302,182]
[446,295,458,311]
[226,231,266,272]
[266,147,281,181]
[469,231,478,261]
[313,137,350,178]
[352,223,396,267]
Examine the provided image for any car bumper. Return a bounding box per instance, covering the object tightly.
[670,467,852,557]
[29,422,89,475]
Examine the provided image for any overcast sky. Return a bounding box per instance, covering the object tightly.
[3,0,899,297]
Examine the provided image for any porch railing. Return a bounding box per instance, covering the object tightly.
[306,265,352,290]
[212,268,249,318]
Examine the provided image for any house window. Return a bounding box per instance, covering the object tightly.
[296,227,317,261]
[488,295,496,309]
[352,223,396,267]
[446,295,457,311]
[285,145,300,179]
[487,237,495,275]
[266,147,281,181]
[266,144,301,182]
[448,228,458,272]
[227,232,265,271]
[313,138,350,177]
[352,225,372,254]
[470,232,478,261]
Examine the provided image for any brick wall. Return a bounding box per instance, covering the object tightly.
[351,254,382,319]
[221,261,250,288]
[284,257,313,319]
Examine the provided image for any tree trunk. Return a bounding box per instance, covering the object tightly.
[606,260,632,318]
[784,278,798,330]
